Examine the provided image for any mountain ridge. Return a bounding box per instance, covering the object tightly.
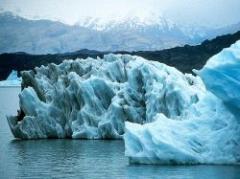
[0,12,240,54]
[0,30,240,80]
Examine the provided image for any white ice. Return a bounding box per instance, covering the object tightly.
[198,41,240,119]
[8,54,200,139]
[7,42,240,165]
[0,70,21,86]
[124,41,240,165]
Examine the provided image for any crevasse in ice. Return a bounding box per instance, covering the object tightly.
[124,41,240,164]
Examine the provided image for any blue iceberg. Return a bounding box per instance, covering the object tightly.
[0,70,21,87]
[124,41,240,165]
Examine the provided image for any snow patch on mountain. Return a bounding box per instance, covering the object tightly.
[1,12,239,53]
[78,15,175,31]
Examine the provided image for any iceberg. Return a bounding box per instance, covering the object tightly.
[0,70,21,87]
[198,41,240,118]
[124,41,240,164]
[7,41,240,165]
[8,54,201,139]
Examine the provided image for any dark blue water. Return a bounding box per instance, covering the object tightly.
[0,87,239,179]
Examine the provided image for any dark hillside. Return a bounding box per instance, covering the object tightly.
[0,31,239,80]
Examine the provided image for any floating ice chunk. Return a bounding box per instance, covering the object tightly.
[8,54,200,139]
[198,40,240,118]
[0,70,21,86]
[124,41,240,165]
[125,93,240,164]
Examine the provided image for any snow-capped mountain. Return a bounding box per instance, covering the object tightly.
[77,15,174,31]
[0,12,239,54]
[78,15,207,39]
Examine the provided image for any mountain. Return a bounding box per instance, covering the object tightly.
[0,12,239,54]
[0,30,240,80]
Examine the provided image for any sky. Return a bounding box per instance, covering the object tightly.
[0,0,239,27]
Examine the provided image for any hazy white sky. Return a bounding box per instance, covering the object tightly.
[0,0,239,27]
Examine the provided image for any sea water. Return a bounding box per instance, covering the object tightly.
[0,87,239,179]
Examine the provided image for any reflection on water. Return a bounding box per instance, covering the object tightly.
[0,87,239,179]
[5,140,127,178]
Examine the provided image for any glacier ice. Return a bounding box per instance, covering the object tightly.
[7,41,240,165]
[124,41,240,165]
[125,94,240,164]
[8,54,201,139]
[198,41,240,118]
[0,70,21,86]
